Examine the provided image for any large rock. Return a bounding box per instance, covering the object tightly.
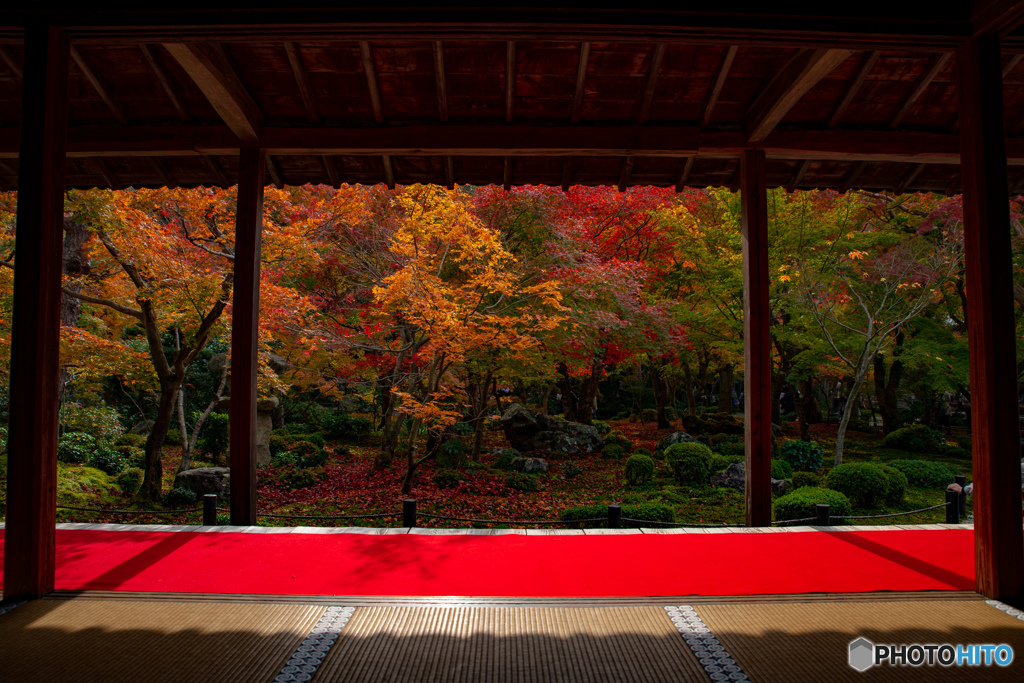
[655,431,703,455]
[174,467,230,500]
[710,462,789,495]
[511,457,549,473]
[209,396,278,467]
[500,404,602,454]
[208,353,228,373]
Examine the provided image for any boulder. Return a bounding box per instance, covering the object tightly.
[266,353,291,375]
[208,353,229,373]
[500,404,602,454]
[655,431,703,455]
[174,467,230,500]
[491,447,520,459]
[709,462,789,495]
[511,456,548,473]
[207,397,277,467]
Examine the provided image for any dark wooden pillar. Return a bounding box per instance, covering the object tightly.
[3,26,69,602]
[741,150,772,526]
[957,36,1024,602]
[228,147,265,526]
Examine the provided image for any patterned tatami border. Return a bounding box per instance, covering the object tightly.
[0,522,974,535]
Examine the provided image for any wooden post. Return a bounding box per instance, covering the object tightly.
[3,25,69,602]
[957,35,1024,602]
[741,149,772,527]
[229,147,265,526]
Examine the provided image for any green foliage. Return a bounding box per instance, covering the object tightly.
[60,403,124,440]
[663,441,714,487]
[0,425,6,453]
[664,406,678,422]
[57,432,97,464]
[198,412,230,458]
[956,434,972,452]
[779,440,824,472]
[624,453,655,486]
[560,502,675,529]
[600,444,625,460]
[281,468,325,489]
[88,448,127,476]
[940,445,970,460]
[603,431,634,453]
[493,450,519,470]
[881,425,945,453]
[114,433,147,449]
[825,462,888,508]
[433,468,465,489]
[632,447,652,458]
[642,408,657,422]
[791,471,822,489]
[774,487,852,522]
[505,472,539,492]
[322,412,373,442]
[714,441,746,457]
[887,459,960,488]
[437,439,467,469]
[881,465,908,506]
[770,459,793,480]
[116,468,144,496]
[164,487,198,507]
[591,420,612,435]
[164,429,182,446]
[287,440,329,468]
[562,460,584,480]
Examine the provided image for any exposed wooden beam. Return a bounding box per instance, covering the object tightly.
[503,156,512,190]
[973,0,1024,37]
[359,41,384,124]
[163,42,262,142]
[636,43,666,124]
[741,148,772,528]
[1003,52,1024,77]
[745,48,852,142]
[702,45,737,127]
[444,155,454,189]
[139,44,190,123]
[91,157,118,189]
[617,155,634,192]
[433,41,448,123]
[322,154,340,188]
[0,160,13,191]
[4,24,69,602]
[266,154,284,188]
[381,154,395,189]
[0,44,23,80]
[838,160,868,193]
[827,50,878,127]
[894,163,925,194]
[729,161,742,192]
[506,41,516,123]
[229,146,265,527]
[888,52,951,128]
[786,159,811,192]
[561,157,573,191]
[957,34,1024,602]
[285,41,319,124]
[675,156,695,192]
[70,45,127,124]
[571,42,590,123]
[203,155,229,188]
[148,156,176,188]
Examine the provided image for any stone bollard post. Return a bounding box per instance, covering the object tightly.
[203,494,218,526]
[403,498,417,528]
[608,504,622,529]
[815,503,831,526]
[945,485,961,524]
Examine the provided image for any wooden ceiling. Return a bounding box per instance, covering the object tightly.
[2,5,1024,193]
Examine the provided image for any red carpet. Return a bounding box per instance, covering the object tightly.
[0,528,979,597]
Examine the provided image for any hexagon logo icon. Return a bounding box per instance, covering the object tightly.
[849,637,875,672]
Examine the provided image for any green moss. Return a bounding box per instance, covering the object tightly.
[57,465,122,506]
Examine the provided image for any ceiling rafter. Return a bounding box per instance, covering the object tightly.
[636,43,666,124]
[285,41,319,123]
[701,45,736,127]
[266,154,284,188]
[561,157,573,191]
[91,157,118,189]
[571,42,590,123]
[0,45,23,80]
[895,163,926,194]
[164,42,262,142]
[786,159,811,192]
[617,155,634,191]
[444,155,454,189]
[139,44,190,123]
[745,48,852,142]
[322,154,340,188]
[503,156,512,190]
[360,41,384,124]
[203,155,229,188]
[71,45,127,124]
[506,41,516,123]
[838,160,868,193]
[827,50,878,127]
[382,154,395,189]
[972,0,1024,36]
[148,156,176,188]
[888,52,951,128]
[433,41,449,123]
[675,156,695,192]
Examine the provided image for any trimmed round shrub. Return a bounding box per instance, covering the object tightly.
[289,440,328,468]
[707,433,730,448]
[881,425,945,453]
[116,468,144,497]
[664,442,713,469]
[770,458,793,480]
[562,461,584,480]
[825,462,888,508]
[665,442,714,486]
[714,441,746,457]
[164,487,198,507]
[642,408,657,422]
[779,440,824,472]
[114,433,147,450]
[88,448,127,475]
[433,468,465,489]
[591,420,612,435]
[881,465,908,506]
[506,472,539,492]
[791,471,822,490]
[600,444,625,460]
[939,445,971,460]
[710,454,739,472]
[624,453,655,486]
[887,459,960,489]
[493,450,518,470]
[58,432,96,464]
[774,487,852,522]
[561,502,675,529]
[603,431,634,453]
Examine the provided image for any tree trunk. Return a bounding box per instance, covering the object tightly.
[834,357,872,466]
[770,371,785,424]
[682,361,696,416]
[58,218,90,404]
[178,360,228,474]
[650,360,671,429]
[577,356,603,426]
[142,378,183,500]
[872,329,905,434]
[799,379,822,423]
[556,361,577,422]
[718,364,734,414]
[540,381,554,415]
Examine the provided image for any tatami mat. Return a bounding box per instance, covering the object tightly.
[697,599,1024,681]
[312,605,707,682]
[0,599,323,683]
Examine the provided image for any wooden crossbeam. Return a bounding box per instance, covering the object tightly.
[838,160,868,193]
[895,163,926,194]
[503,155,512,190]
[972,0,1024,36]
[1003,52,1024,76]
[381,154,395,189]
[506,41,516,123]
[70,45,127,124]
[889,53,951,128]
[675,156,695,191]
[434,41,448,123]
[636,43,666,124]
[786,159,811,192]
[571,42,590,123]
[148,156,176,188]
[322,154,340,188]
[203,155,229,188]
[360,41,384,124]
[0,44,23,80]
[285,42,319,123]
[618,155,634,191]
[91,157,118,189]
[702,45,736,127]
[164,42,261,142]
[139,45,190,123]
[827,50,878,127]
[266,154,284,188]
[0,160,13,191]
[444,155,454,189]
[745,48,852,142]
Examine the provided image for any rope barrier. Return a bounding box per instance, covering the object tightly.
[418,513,602,526]
[257,512,399,520]
[57,505,201,516]
[832,502,950,521]
[620,517,744,528]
